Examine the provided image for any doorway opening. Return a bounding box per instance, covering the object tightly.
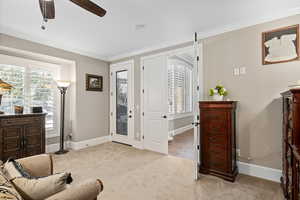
[167,48,195,160]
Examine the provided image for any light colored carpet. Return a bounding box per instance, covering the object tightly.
[52,142,283,200]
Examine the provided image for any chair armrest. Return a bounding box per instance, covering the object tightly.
[46,179,104,200]
[17,154,53,177]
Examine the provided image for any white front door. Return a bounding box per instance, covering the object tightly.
[142,55,168,154]
[110,61,134,145]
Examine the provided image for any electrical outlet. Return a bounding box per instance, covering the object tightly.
[236,149,241,157]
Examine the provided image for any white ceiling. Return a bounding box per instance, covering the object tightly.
[0,0,300,61]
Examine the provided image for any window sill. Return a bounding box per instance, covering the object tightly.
[168,112,193,120]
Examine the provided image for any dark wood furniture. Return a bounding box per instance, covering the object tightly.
[0,113,46,161]
[199,101,238,182]
[281,89,300,199]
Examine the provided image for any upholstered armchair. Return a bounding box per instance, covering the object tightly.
[16,154,103,200]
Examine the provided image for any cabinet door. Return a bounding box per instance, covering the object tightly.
[1,126,23,161]
[23,124,43,157]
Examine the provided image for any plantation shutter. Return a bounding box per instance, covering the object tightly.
[0,64,57,135]
[168,62,193,115]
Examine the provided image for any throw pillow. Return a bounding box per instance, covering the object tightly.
[0,171,23,200]
[3,159,72,200]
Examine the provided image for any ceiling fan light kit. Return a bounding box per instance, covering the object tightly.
[39,0,106,30]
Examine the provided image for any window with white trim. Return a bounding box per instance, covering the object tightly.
[0,58,59,137]
[168,59,192,115]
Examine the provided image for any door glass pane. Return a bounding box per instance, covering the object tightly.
[116,70,128,136]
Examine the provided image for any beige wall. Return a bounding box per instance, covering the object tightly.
[112,14,300,170]
[0,34,110,144]
[203,14,300,169]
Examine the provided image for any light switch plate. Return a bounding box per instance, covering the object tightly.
[234,68,240,76]
[240,67,246,75]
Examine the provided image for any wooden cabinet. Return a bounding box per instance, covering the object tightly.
[0,113,46,161]
[281,89,300,200]
[199,101,238,182]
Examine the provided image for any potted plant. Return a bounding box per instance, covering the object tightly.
[209,85,228,101]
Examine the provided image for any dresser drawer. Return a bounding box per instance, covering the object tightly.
[1,117,41,126]
[208,134,228,145]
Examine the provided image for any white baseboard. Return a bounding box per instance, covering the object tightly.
[132,140,144,149]
[46,141,70,153]
[171,124,194,137]
[46,136,110,152]
[70,136,111,150]
[238,162,282,183]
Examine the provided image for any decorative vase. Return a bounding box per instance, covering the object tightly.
[213,94,224,101]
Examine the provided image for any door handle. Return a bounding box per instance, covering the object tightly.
[162,115,167,119]
[192,122,200,127]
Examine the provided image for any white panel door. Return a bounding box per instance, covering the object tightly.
[142,55,168,154]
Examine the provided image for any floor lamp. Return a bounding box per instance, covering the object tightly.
[55,80,71,155]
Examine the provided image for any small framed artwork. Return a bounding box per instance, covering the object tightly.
[262,24,299,65]
[86,74,103,91]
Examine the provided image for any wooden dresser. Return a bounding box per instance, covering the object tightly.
[199,101,238,182]
[0,113,46,161]
[281,89,300,200]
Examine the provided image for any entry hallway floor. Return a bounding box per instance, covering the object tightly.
[52,142,283,200]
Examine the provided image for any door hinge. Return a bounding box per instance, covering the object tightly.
[142,89,144,93]
[194,32,198,42]
[142,135,144,140]
[142,112,144,116]
[142,66,144,70]
[197,145,200,150]
[197,115,199,120]
[197,56,199,61]
[111,72,113,76]
[110,112,113,116]
[197,86,200,91]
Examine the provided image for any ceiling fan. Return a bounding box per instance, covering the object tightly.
[39,0,106,29]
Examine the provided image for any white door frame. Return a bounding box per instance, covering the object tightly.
[140,45,194,150]
[110,60,135,145]
[193,34,204,180]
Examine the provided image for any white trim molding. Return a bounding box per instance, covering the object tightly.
[46,142,70,153]
[69,136,111,150]
[238,162,282,183]
[169,124,193,140]
[132,140,144,150]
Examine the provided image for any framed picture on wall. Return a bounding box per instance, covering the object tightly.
[262,24,299,65]
[86,74,103,91]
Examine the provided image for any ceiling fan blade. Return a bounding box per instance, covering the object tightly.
[39,0,55,19]
[69,0,106,17]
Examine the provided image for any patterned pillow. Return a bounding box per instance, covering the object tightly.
[0,171,23,200]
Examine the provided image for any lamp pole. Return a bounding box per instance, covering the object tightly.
[55,86,68,154]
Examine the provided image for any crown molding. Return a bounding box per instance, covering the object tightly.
[107,7,300,62]
[1,7,300,63]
